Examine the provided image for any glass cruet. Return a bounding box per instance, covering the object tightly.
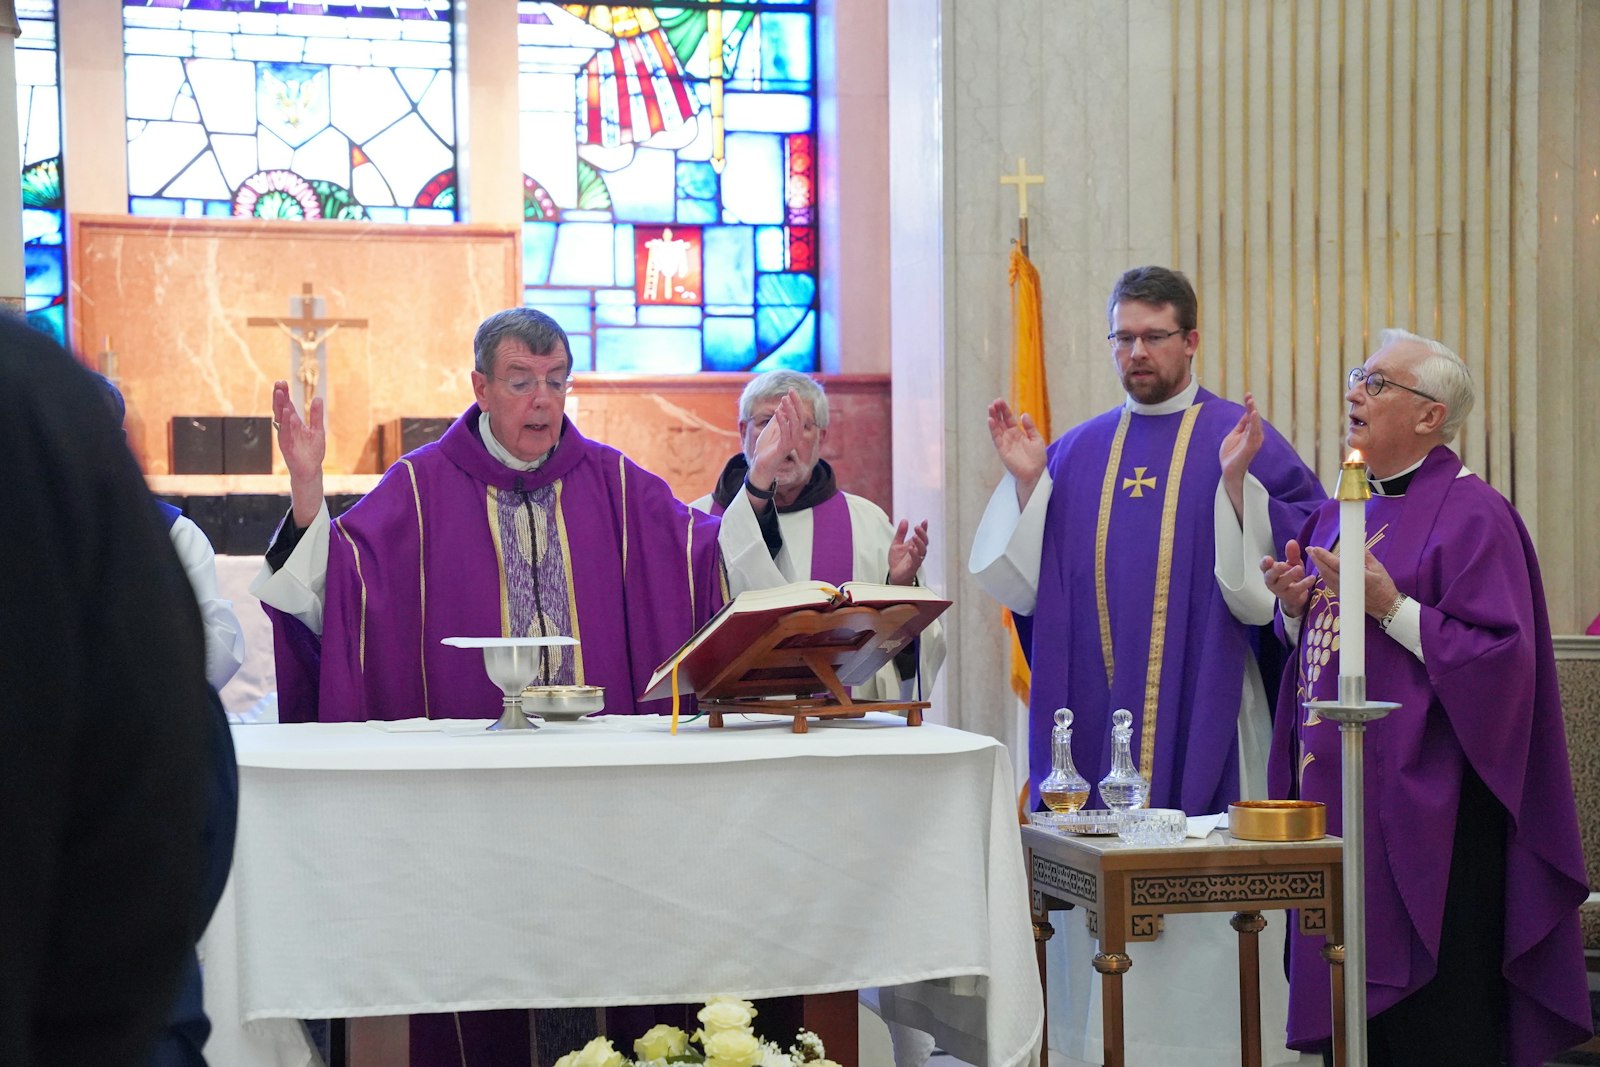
[1038,708,1090,813]
[1098,708,1150,811]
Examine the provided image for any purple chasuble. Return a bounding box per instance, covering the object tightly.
[708,486,853,585]
[267,407,725,723]
[1269,446,1590,1064]
[1023,388,1324,813]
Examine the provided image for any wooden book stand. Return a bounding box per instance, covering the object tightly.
[698,604,929,733]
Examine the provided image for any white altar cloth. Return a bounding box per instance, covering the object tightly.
[201,714,1043,1067]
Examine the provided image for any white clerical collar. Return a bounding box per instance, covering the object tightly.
[1123,376,1200,416]
[479,412,551,472]
[1368,455,1426,496]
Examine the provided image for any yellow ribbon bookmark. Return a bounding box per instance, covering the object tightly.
[670,661,682,735]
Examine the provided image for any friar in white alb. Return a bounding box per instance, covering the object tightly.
[693,370,945,702]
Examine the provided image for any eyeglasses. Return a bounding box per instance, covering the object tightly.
[1107,328,1186,353]
[488,373,573,397]
[1347,367,1438,402]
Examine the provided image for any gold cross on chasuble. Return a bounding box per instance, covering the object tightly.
[1122,466,1157,497]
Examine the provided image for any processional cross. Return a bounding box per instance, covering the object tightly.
[247,282,369,416]
[999,156,1045,256]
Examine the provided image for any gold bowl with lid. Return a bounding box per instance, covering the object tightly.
[1228,800,1326,841]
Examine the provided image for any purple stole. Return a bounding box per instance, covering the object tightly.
[1271,446,1590,1061]
[711,490,854,585]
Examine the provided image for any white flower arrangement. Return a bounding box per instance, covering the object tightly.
[553,998,838,1067]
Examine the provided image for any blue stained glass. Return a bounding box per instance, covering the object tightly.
[720,133,783,224]
[756,305,807,354]
[702,226,754,306]
[531,289,592,305]
[406,207,455,225]
[676,161,717,201]
[204,200,234,216]
[523,222,558,285]
[594,289,635,304]
[754,310,815,371]
[24,245,62,297]
[761,15,813,83]
[706,305,756,317]
[21,208,60,244]
[549,222,614,287]
[27,305,66,344]
[543,305,593,335]
[755,227,785,271]
[365,205,407,222]
[595,328,700,373]
[595,302,636,327]
[756,272,816,307]
[636,306,702,327]
[567,334,594,372]
[677,199,718,224]
[602,148,676,223]
[704,317,757,371]
[614,225,635,287]
[129,196,185,216]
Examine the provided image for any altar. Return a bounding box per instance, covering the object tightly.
[202,714,1044,1067]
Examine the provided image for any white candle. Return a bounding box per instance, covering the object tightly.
[1337,450,1369,685]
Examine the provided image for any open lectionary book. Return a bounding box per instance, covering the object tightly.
[641,580,949,703]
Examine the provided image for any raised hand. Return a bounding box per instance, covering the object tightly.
[987,398,1047,507]
[1220,392,1265,522]
[1260,539,1317,619]
[1304,546,1403,619]
[746,390,803,507]
[273,380,326,528]
[887,518,930,586]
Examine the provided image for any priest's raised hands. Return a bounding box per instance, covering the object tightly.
[886,519,930,586]
[272,379,325,528]
[743,387,805,512]
[986,398,1047,507]
[1220,392,1265,523]
[1258,538,1316,618]
[1301,544,1403,621]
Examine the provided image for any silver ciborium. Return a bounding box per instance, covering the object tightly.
[441,636,579,730]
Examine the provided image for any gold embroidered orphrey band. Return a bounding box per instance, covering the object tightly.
[1093,404,1204,795]
[1094,411,1133,686]
[1140,404,1202,782]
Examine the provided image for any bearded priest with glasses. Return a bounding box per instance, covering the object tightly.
[970,265,1326,1066]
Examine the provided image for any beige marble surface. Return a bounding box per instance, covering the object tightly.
[71,215,521,477]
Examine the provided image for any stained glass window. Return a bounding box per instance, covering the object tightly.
[517,2,819,373]
[16,0,66,341]
[122,1,457,223]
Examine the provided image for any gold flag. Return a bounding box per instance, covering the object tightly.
[1004,242,1050,710]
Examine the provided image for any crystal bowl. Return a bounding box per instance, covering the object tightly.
[1118,808,1189,846]
[1054,809,1126,836]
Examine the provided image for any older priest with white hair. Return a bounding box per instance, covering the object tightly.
[693,370,946,701]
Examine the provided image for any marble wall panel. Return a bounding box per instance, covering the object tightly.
[71,216,521,476]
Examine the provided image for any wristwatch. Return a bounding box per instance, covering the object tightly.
[744,474,777,501]
[1379,593,1408,631]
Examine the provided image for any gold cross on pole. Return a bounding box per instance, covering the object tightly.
[1000,156,1045,219]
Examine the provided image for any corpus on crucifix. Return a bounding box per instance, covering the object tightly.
[247,282,368,418]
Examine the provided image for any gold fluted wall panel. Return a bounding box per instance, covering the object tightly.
[1162,0,1598,629]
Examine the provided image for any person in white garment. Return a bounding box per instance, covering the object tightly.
[693,370,946,702]
[968,266,1325,1067]
[99,376,244,693]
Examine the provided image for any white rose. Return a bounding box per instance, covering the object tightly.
[759,1042,795,1067]
[635,1024,690,1061]
[703,1028,764,1067]
[697,997,758,1033]
[553,1054,579,1067]
[572,1036,625,1067]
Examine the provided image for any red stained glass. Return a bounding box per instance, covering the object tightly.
[633,225,703,306]
[785,133,814,226]
[786,226,815,272]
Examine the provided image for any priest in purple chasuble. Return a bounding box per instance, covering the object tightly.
[251,309,803,1066]
[1257,330,1590,1066]
[693,369,946,702]
[970,266,1325,1067]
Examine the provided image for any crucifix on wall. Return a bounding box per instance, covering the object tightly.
[247,282,369,417]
